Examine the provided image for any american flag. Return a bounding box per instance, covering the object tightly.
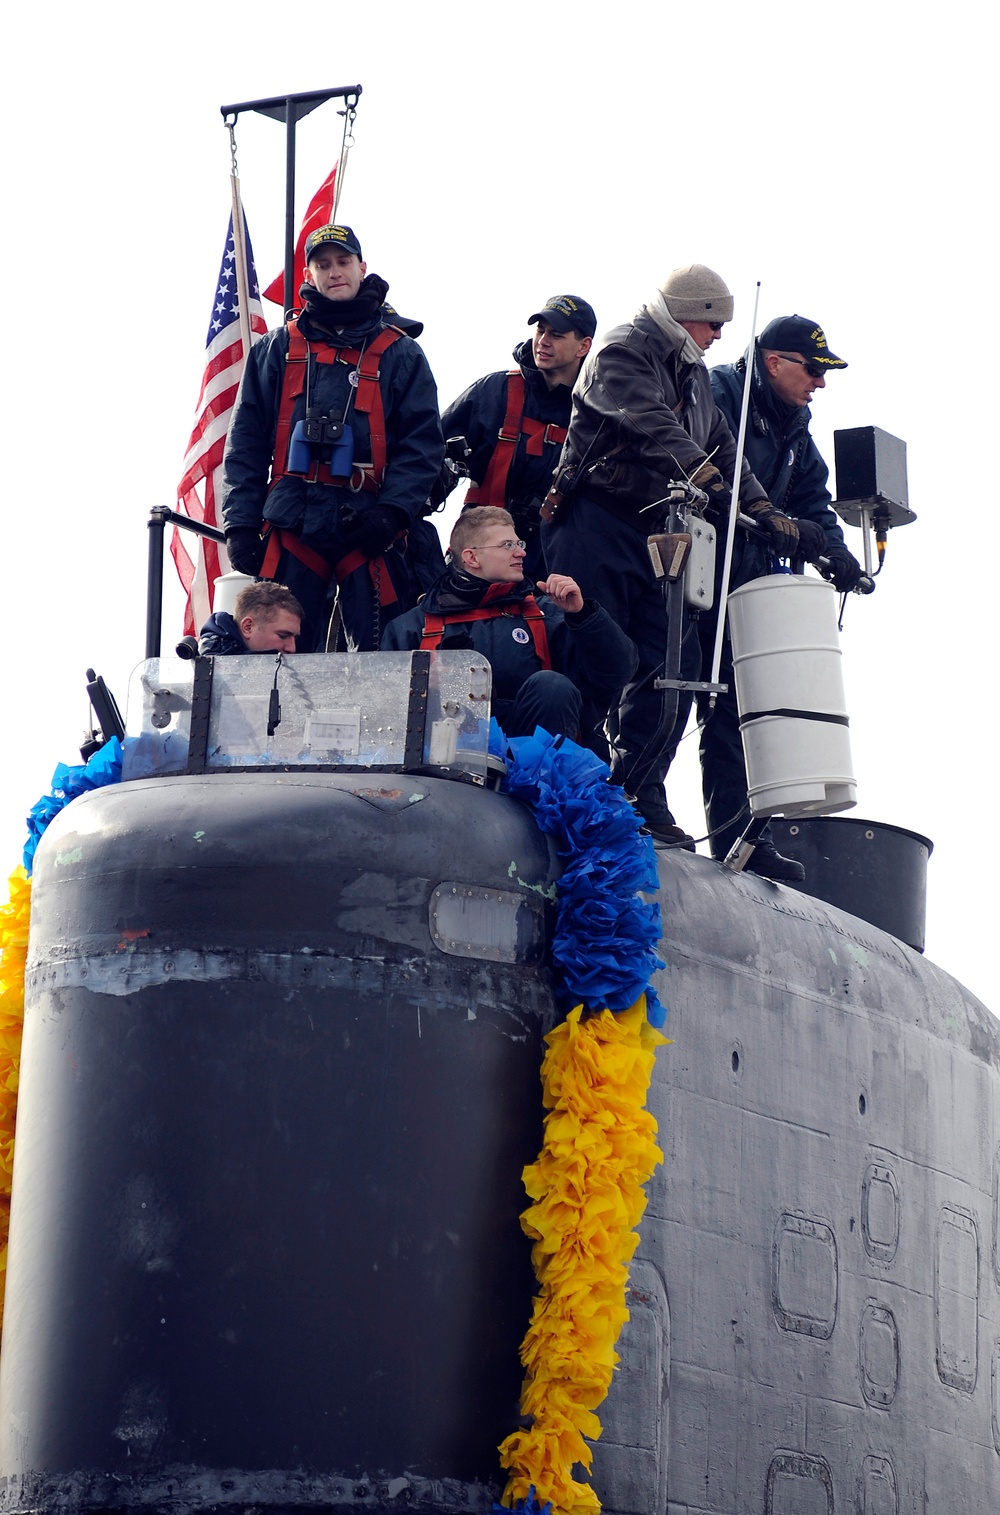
[261,163,337,310]
[172,207,269,635]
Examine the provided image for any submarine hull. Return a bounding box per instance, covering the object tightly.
[0,775,559,1513]
[592,852,1000,1514]
[2,774,999,1512]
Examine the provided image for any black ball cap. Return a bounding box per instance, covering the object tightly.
[305,223,363,263]
[527,295,597,339]
[759,314,847,368]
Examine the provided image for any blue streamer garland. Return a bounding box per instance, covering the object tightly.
[493,1489,553,1515]
[498,725,666,1028]
[23,738,123,875]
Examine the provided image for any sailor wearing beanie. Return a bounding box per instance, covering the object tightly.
[541,264,808,881]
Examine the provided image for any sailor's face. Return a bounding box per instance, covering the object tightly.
[680,319,725,352]
[305,249,367,301]
[532,320,591,384]
[240,609,301,652]
[461,532,527,583]
[766,352,826,407]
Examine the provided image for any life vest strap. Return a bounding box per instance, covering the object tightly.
[466,371,525,508]
[260,525,335,585]
[334,544,402,606]
[520,417,567,457]
[419,593,551,669]
[270,322,405,490]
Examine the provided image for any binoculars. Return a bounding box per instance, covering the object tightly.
[289,409,355,476]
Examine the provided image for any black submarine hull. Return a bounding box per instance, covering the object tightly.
[1,773,998,1513]
[0,775,558,1512]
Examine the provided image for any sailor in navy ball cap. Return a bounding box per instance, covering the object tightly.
[220,222,443,651]
[706,313,863,868]
[430,295,593,578]
[432,294,597,580]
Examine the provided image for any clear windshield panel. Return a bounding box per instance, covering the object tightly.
[205,651,491,780]
[422,653,492,777]
[122,658,195,779]
[121,652,491,781]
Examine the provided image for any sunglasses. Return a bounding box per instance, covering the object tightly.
[708,321,725,332]
[776,353,826,380]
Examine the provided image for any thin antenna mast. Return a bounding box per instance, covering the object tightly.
[708,280,761,707]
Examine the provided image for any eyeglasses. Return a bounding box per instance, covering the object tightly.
[477,539,526,552]
[708,321,725,332]
[776,353,826,380]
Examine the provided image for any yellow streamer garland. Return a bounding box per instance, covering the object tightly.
[0,866,29,1338]
[499,997,667,1515]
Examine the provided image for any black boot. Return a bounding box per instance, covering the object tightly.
[642,819,697,853]
[744,842,805,884]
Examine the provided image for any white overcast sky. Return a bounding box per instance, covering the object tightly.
[3,1,996,1011]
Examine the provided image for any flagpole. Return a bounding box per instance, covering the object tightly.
[230,174,253,363]
[221,86,362,316]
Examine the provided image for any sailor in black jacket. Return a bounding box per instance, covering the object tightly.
[220,224,444,652]
[198,582,304,655]
[383,507,636,744]
[704,315,863,865]
[710,315,862,592]
[435,296,596,580]
[542,265,804,855]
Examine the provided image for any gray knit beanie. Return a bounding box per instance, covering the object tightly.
[660,264,734,323]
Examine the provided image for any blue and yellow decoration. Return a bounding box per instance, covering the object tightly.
[496,730,668,1515]
[0,866,29,1335]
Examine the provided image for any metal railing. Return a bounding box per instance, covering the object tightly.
[146,507,226,659]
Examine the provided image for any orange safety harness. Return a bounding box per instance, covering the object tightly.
[418,587,552,669]
[465,372,568,508]
[270,321,405,492]
[261,320,407,605]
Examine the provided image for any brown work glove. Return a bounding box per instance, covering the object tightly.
[689,460,730,511]
[745,499,801,554]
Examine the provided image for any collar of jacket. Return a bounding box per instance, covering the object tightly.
[741,346,811,439]
[512,336,539,378]
[642,290,708,366]
[511,337,576,412]
[423,566,536,616]
[297,273,391,345]
[197,610,247,656]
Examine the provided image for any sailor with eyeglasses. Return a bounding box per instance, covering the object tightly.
[701,315,864,870]
[382,506,636,744]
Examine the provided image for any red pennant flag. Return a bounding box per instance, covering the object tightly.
[261,164,338,308]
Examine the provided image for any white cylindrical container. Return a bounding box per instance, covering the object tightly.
[213,571,256,617]
[727,575,856,818]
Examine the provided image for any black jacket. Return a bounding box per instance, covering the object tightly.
[711,348,848,583]
[436,340,572,520]
[198,611,246,656]
[381,569,637,728]
[220,298,443,547]
[557,309,768,531]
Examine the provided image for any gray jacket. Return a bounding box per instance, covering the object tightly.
[558,309,768,529]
